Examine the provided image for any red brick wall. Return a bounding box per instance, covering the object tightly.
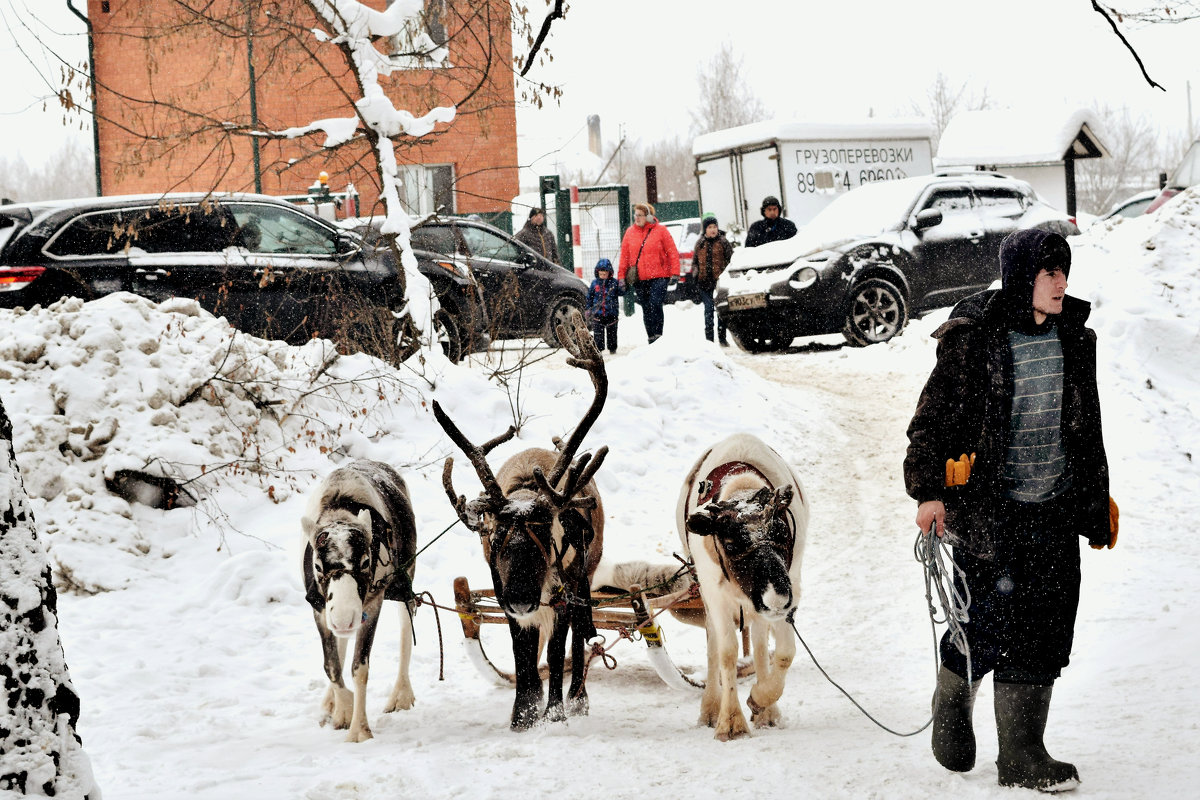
[88,0,518,215]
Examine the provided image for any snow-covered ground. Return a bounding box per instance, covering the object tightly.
[3,193,1199,798]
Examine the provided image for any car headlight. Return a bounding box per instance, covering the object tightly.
[788,266,818,290]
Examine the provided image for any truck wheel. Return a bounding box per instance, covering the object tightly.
[842,278,908,346]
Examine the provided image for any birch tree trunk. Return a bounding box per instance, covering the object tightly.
[0,395,98,798]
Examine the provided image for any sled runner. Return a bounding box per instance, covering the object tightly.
[452,575,753,690]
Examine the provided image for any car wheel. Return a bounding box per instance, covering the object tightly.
[729,325,793,353]
[433,308,466,363]
[543,296,584,348]
[842,277,908,347]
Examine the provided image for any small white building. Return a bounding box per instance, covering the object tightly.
[935,108,1109,218]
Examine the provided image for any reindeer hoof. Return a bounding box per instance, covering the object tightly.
[510,704,541,732]
[751,703,782,728]
[322,686,353,729]
[544,702,567,723]
[566,694,589,717]
[715,713,752,741]
[344,724,373,743]
[384,686,415,713]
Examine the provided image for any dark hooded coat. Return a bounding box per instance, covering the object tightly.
[903,229,1110,559]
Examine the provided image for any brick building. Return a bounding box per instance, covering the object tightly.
[87,0,519,218]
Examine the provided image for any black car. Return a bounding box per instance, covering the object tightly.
[716,173,1080,351]
[353,216,588,348]
[0,193,486,362]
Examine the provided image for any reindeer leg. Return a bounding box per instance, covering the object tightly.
[698,611,721,728]
[509,617,544,731]
[315,610,353,730]
[748,619,793,728]
[544,608,570,722]
[566,581,594,717]
[713,607,751,741]
[345,594,383,743]
[385,600,416,713]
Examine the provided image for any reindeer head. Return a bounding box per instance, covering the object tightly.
[435,311,607,621]
[687,484,797,621]
[303,508,375,637]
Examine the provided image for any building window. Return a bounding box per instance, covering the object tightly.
[397,164,455,216]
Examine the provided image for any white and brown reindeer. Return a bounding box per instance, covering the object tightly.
[677,432,809,741]
[301,460,418,742]
[434,313,607,730]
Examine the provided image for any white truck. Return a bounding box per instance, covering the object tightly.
[692,119,935,237]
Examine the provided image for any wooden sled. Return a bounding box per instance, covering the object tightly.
[452,575,753,691]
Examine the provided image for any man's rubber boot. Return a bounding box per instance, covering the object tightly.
[931,665,982,771]
[994,681,1081,792]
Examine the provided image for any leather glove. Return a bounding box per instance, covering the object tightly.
[1091,496,1119,549]
[944,453,975,487]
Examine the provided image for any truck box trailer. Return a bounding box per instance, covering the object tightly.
[693,119,935,238]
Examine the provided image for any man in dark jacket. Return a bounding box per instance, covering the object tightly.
[744,196,797,248]
[904,228,1115,793]
[515,207,559,264]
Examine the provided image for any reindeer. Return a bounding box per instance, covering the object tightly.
[301,460,418,743]
[677,433,809,741]
[434,312,608,730]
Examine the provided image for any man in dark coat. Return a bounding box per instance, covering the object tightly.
[904,228,1115,793]
[744,195,797,248]
[514,207,559,264]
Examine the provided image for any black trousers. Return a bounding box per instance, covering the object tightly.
[591,316,618,352]
[941,494,1081,685]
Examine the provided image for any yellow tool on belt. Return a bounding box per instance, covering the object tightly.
[944,453,976,487]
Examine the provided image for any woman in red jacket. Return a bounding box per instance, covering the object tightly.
[617,202,680,344]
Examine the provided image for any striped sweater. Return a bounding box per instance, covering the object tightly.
[1004,327,1071,503]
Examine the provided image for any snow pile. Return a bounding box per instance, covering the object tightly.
[0,292,452,593]
[1071,187,1200,502]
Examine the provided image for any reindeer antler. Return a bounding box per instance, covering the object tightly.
[432,400,515,508]
[533,445,609,510]
[547,311,608,486]
[441,457,473,528]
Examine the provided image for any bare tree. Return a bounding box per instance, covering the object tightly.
[0,137,94,203]
[1074,104,1163,214]
[690,42,768,136]
[910,71,993,152]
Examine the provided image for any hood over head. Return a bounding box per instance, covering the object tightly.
[594,257,613,279]
[999,228,1072,330]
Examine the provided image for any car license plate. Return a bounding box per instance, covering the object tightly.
[728,293,767,311]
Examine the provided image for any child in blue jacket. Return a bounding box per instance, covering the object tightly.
[586,258,621,353]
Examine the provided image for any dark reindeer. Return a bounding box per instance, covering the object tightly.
[677,433,810,741]
[434,313,608,730]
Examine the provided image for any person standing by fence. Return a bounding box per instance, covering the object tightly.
[617,202,679,344]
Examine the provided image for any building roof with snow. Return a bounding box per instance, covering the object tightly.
[935,108,1110,167]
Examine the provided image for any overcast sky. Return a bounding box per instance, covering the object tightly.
[3,1,1199,179]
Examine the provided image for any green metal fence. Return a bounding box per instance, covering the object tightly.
[653,200,701,222]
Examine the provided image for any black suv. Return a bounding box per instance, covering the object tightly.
[0,193,487,362]
[717,173,1080,350]
[351,216,588,348]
